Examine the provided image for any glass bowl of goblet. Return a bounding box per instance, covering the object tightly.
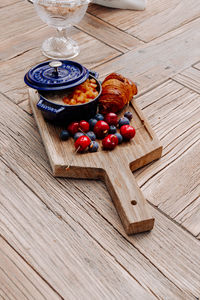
[33,0,90,59]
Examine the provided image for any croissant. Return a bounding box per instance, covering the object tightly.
[99,73,138,114]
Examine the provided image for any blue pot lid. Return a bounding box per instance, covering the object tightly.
[24,60,89,91]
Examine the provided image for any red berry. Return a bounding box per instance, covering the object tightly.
[79,120,90,133]
[120,125,136,140]
[75,136,90,152]
[104,113,118,126]
[102,134,118,150]
[67,121,79,136]
[93,120,109,139]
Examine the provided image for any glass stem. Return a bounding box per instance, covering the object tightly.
[57,27,67,40]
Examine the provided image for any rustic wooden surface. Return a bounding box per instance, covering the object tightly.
[30,89,162,234]
[0,0,200,299]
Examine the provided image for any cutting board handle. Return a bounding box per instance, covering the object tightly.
[104,160,154,235]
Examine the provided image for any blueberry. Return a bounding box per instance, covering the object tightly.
[114,133,123,144]
[109,125,117,134]
[118,117,130,128]
[74,132,84,141]
[60,130,70,141]
[124,111,133,121]
[89,118,98,130]
[89,141,99,152]
[94,113,104,121]
[87,131,96,141]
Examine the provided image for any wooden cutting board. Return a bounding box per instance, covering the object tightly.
[29,88,162,235]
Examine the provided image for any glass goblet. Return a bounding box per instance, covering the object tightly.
[33,0,90,59]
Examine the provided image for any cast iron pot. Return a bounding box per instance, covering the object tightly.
[24,60,102,126]
[37,73,101,125]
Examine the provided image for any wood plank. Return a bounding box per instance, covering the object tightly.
[0,160,155,300]
[149,141,200,236]
[89,0,200,42]
[67,179,200,298]
[0,24,119,63]
[131,80,200,236]
[94,18,200,95]
[173,67,200,94]
[0,1,44,43]
[194,62,200,70]
[0,237,61,300]
[175,196,200,237]
[18,99,33,115]
[0,0,20,9]
[127,0,200,42]
[77,13,143,53]
[0,94,199,298]
[88,0,173,31]
[0,25,119,104]
[0,23,46,62]
[134,80,200,184]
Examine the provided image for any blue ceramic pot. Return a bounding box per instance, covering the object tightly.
[24,60,101,125]
[37,73,101,125]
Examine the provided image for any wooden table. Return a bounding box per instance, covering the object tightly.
[0,1,200,299]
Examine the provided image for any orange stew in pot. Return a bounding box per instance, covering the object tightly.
[62,78,99,105]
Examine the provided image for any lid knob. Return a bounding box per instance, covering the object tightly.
[49,61,63,77]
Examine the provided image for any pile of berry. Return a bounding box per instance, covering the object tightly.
[60,112,136,153]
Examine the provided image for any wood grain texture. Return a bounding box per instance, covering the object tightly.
[29,89,162,234]
[0,1,44,43]
[194,62,200,70]
[0,0,21,9]
[173,67,200,94]
[0,23,119,63]
[77,13,143,53]
[0,160,155,300]
[1,1,200,298]
[89,0,200,41]
[127,0,200,42]
[95,18,200,95]
[18,99,33,115]
[132,79,200,236]
[88,0,173,31]
[0,237,61,300]
[175,195,200,237]
[0,94,198,299]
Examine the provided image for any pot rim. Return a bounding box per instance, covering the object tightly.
[24,59,89,91]
[38,74,102,108]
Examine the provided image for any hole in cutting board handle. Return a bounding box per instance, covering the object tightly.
[131,200,137,205]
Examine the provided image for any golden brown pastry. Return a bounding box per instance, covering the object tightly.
[99,73,137,114]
